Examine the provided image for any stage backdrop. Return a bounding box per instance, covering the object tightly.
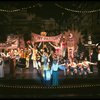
[0,34,25,50]
[64,29,84,60]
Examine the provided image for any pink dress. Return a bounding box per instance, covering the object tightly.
[55,47,61,56]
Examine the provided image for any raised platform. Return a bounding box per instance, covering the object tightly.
[0,78,100,98]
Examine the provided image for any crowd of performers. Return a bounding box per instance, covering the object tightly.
[0,38,99,86]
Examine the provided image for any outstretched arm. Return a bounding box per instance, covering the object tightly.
[28,45,33,50]
[48,53,52,58]
[49,42,56,48]
[38,42,42,48]
[89,62,97,65]
[38,51,43,56]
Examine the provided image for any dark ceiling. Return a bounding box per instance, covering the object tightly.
[0,1,100,19]
[0,1,100,9]
[0,1,100,18]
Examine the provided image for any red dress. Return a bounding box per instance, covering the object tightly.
[55,47,61,56]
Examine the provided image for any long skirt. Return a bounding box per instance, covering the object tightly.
[43,70,51,86]
[52,71,58,86]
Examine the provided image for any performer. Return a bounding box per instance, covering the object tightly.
[13,49,20,66]
[68,58,77,76]
[0,54,4,78]
[77,60,83,76]
[39,50,50,84]
[97,49,100,78]
[60,37,67,57]
[58,56,67,76]
[49,42,62,56]
[28,43,38,69]
[17,48,26,69]
[36,52,41,69]
[25,48,31,68]
[82,57,97,76]
[88,49,96,72]
[51,59,59,86]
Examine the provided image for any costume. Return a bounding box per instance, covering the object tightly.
[51,61,59,86]
[0,57,4,78]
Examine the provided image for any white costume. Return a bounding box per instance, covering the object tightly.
[0,57,4,78]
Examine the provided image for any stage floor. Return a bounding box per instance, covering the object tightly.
[3,62,99,80]
[0,63,100,98]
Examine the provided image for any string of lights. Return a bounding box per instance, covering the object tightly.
[0,3,42,13]
[0,83,100,89]
[0,3,100,13]
[55,3,100,13]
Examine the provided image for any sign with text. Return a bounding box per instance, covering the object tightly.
[31,33,62,43]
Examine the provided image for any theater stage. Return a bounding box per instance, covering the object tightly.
[0,64,100,98]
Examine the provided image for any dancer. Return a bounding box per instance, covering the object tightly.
[39,49,51,85]
[0,54,4,78]
[28,43,38,69]
[51,59,59,86]
[58,56,67,76]
[68,58,77,76]
[82,57,97,76]
[49,42,62,56]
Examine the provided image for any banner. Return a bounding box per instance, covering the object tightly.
[0,34,19,50]
[67,33,75,60]
[31,33,62,43]
[6,34,19,49]
[0,43,6,49]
